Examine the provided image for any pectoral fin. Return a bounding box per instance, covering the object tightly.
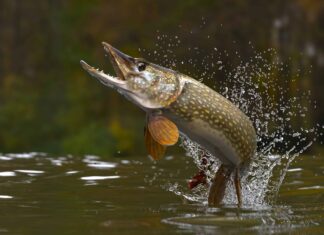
[147,115,179,146]
[144,126,166,160]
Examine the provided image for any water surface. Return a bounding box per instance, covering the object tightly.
[0,152,323,234]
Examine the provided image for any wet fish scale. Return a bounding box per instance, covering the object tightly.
[167,79,256,165]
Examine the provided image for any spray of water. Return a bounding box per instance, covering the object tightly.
[141,31,323,207]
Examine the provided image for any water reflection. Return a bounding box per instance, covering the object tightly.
[80,176,120,181]
[0,171,16,177]
[83,155,118,169]
[65,170,79,175]
[0,152,322,234]
[15,170,44,174]
[0,195,13,199]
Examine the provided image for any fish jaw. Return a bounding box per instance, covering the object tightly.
[80,60,165,110]
[80,60,127,90]
[102,42,135,81]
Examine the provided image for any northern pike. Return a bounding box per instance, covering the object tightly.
[80,42,257,206]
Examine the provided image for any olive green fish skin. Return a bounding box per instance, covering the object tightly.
[164,77,257,167]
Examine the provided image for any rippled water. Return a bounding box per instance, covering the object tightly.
[0,152,323,234]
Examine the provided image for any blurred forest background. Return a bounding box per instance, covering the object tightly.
[0,0,323,157]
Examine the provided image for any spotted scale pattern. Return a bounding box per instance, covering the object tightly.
[168,79,257,164]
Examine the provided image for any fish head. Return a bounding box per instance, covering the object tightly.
[81,42,184,110]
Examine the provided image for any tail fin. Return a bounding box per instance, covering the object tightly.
[208,164,233,206]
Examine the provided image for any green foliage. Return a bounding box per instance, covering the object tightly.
[0,0,322,155]
[62,122,115,156]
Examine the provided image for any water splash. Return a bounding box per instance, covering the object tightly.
[144,32,324,207]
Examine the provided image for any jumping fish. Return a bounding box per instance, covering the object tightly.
[80,43,257,206]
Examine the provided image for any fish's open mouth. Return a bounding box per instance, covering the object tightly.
[80,60,126,89]
[80,42,137,89]
[102,42,135,81]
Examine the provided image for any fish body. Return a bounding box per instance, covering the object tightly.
[81,43,257,205]
[162,76,256,167]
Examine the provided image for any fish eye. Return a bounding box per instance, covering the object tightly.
[137,62,146,71]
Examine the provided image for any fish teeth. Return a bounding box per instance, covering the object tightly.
[92,67,105,74]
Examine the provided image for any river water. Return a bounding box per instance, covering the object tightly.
[0,151,323,234]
